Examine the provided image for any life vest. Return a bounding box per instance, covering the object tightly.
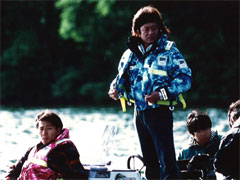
[18,138,72,180]
[116,40,187,112]
[120,93,186,112]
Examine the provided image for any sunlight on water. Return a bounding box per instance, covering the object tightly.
[0,106,228,178]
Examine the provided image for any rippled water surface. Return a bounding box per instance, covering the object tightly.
[0,106,229,178]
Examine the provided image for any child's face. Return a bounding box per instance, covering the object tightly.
[38,121,60,145]
[193,128,211,145]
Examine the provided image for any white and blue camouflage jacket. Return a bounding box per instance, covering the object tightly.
[113,34,192,111]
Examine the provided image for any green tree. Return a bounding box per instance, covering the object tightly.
[1,0,238,107]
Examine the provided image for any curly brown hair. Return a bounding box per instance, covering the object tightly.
[131,6,171,37]
[228,99,240,128]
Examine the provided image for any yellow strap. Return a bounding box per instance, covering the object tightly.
[29,158,48,167]
[156,94,186,109]
[56,138,71,145]
[129,99,135,103]
[178,93,186,109]
[120,97,126,112]
[156,100,178,106]
[128,99,178,106]
[120,94,186,111]
[150,69,168,76]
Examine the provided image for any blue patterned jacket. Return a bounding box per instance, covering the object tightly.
[113,34,192,111]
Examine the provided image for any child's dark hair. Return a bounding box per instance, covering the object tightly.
[35,109,63,130]
[187,109,212,135]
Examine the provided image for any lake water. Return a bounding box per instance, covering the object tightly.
[0,106,229,178]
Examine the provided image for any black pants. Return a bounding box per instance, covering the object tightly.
[134,106,180,179]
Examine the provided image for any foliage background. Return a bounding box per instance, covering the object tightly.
[1,0,239,108]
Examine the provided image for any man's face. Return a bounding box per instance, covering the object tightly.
[193,128,211,145]
[38,120,61,145]
[139,22,159,48]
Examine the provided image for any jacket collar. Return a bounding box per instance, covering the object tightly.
[127,33,168,58]
[189,130,218,146]
[232,118,240,128]
[37,128,70,150]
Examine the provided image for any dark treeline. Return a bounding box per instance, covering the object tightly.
[1,0,239,108]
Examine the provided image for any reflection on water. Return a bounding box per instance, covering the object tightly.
[0,106,229,178]
[101,125,117,159]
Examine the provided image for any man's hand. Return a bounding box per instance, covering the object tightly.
[108,87,119,100]
[145,91,160,104]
